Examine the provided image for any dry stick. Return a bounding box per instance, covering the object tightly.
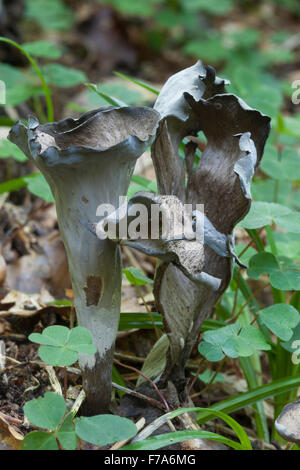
[113,358,170,412]
[230,282,270,324]
[0,412,23,425]
[238,227,265,258]
[63,367,68,399]
[190,358,226,399]
[112,382,165,411]
[114,352,145,364]
[184,358,204,404]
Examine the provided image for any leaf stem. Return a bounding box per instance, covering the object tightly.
[0,37,54,122]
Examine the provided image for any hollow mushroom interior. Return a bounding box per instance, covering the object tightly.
[36,107,159,151]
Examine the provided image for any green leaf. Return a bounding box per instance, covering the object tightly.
[122,430,241,450]
[75,415,137,446]
[118,312,163,330]
[251,179,292,206]
[29,325,70,347]
[0,174,34,194]
[184,36,229,62]
[282,116,300,138]
[24,173,55,202]
[22,40,63,59]
[112,365,127,397]
[136,334,169,386]
[21,431,58,450]
[197,370,225,384]
[24,392,66,430]
[281,323,300,353]
[198,341,224,362]
[0,139,27,162]
[131,174,157,193]
[38,346,78,367]
[6,83,42,106]
[240,202,295,230]
[274,212,300,233]
[29,325,96,367]
[85,83,126,107]
[67,327,97,354]
[260,304,300,341]
[261,145,300,181]
[122,407,251,450]
[198,322,271,361]
[183,0,233,15]
[57,413,77,450]
[197,376,300,425]
[25,0,75,31]
[248,252,300,290]
[43,64,87,87]
[123,267,153,286]
[87,81,143,106]
[100,0,157,18]
[114,71,160,95]
[0,63,27,87]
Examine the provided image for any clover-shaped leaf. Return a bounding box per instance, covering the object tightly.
[23,394,77,450]
[261,145,300,181]
[24,392,66,431]
[21,431,59,450]
[56,413,77,450]
[29,325,96,366]
[198,323,271,362]
[248,252,300,291]
[260,304,300,341]
[240,202,300,233]
[75,415,137,446]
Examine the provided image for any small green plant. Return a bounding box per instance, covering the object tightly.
[29,325,97,367]
[21,392,137,450]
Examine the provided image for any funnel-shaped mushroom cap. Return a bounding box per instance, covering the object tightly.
[152,61,229,201]
[8,106,160,415]
[275,401,300,445]
[150,62,271,392]
[154,60,229,122]
[9,106,159,180]
[8,106,161,268]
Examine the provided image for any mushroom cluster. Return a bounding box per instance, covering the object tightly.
[9,60,271,413]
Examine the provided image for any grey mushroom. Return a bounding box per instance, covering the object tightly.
[150,61,271,395]
[9,106,160,414]
[275,401,300,445]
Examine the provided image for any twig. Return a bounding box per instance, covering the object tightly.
[112,382,166,411]
[238,227,265,258]
[113,358,170,411]
[230,282,270,323]
[190,359,225,399]
[110,417,146,450]
[114,352,145,363]
[71,389,86,417]
[45,365,63,395]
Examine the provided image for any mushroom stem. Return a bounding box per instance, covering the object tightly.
[8,106,160,414]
